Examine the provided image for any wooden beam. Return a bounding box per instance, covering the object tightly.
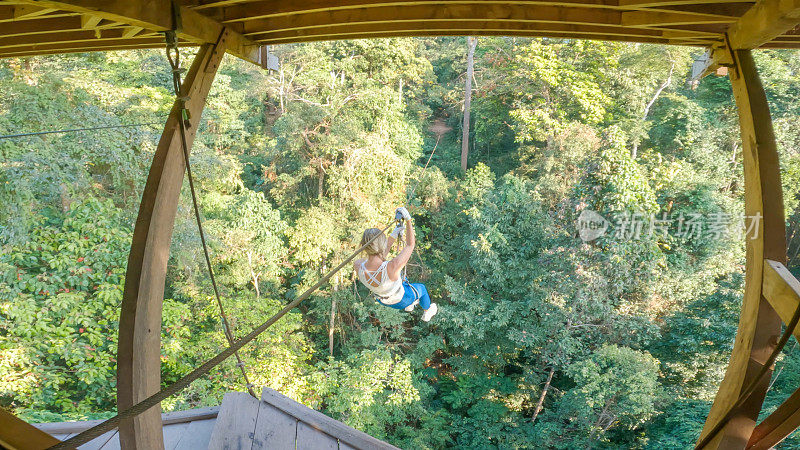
[748,385,800,449]
[190,0,253,9]
[689,43,734,81]
[0,16,118,38]
[80,13,102,29]
[217,0,756,23]
[697,48,787,450]
[662,3,755,18]
[258,28,684,46]
[0,409,62,450]
[13,5,57,19]
[13,0,263,65]
[251,19,679,42]
[746,259,800,450]
[220,0,619,22]
[122,26,144,39]
[116,29,228,450]
[762,260,800,341]
[727,0,800,49]
[620,0,749,6]
[621,10,736,26]
[0,28,151,50]
[0,37,166,57]
[241,4,624,36]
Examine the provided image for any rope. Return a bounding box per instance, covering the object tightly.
[0,122,163,140]
[165,30,257,399]
[52,221,394,449]
[398,134,441,279]
[53,42,440,450]
[694,297,800,449]
[406,134,440,203]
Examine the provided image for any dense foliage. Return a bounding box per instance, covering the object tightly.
[2,38,800,448]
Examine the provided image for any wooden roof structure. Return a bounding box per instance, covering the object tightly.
[3,2,800,450]
[1,0,800,63]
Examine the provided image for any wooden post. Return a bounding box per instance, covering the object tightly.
[697,48,787,449]
[117,31,229,450]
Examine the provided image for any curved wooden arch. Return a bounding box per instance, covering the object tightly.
[116,31,229,450]
[697,47,787,449]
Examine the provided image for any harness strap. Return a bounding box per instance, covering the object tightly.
[360,261,386,286]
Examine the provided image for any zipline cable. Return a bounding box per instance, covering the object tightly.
[407,134,440,203]
[398,134,441,279]
[164,30,257,399]
[0,122,163,140]
[51,220,394,449]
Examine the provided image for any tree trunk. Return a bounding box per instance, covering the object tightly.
[632,62,674,158]
[317,165,324,202]
[247,251,260,299]
[461,36,477,172]
[398,77,403,104]
[278,67,285,114]
[329,298,337,356]
[329,276,339,356]
[531,366,554,425]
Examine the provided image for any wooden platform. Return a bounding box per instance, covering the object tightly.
[28,388,398,450]
[208,388,399,450]
[32,406,219,449]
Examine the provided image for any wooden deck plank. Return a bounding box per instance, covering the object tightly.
[296,421,338,450]
[77,429,117,450]
[339,441,357,450]
[174,418,217,450]
[208,392,260,449]
[251,401,297,450]
[99,431,121,450]
[163,422,190,450]
[260,388,400,450]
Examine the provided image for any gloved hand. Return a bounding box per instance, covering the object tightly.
[396,206,411,221]
[389,224,405,240]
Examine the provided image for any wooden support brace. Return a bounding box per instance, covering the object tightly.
[81,14,102,29]
[689,43,734,83]
[13,5,57,19]
[116,28,229,450]
[746,260,800,449]
[763,260,800,341]
[0,409,61,450]
[697,48,787,449]
[122,26,144,39]
[748,386,800,449]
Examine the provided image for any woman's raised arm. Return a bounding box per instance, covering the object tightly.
[387,219,415,279]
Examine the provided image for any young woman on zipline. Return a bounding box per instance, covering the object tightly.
[355,207,438,321]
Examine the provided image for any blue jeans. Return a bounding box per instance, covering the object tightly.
[377,280,432,310]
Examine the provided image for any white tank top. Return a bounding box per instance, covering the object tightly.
[358,261,403,304]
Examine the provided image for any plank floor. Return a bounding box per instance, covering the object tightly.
[35,388,398,450]
[208,389,398,450]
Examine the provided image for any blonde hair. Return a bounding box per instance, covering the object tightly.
[360,228,388,257]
